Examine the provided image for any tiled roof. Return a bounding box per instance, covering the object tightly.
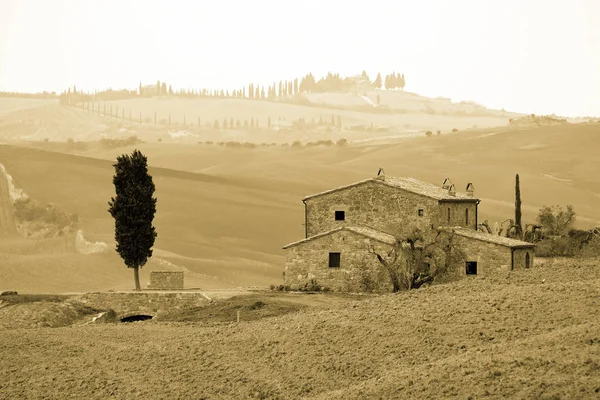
[449,227,535,248]
[302,176,478,202]
[282,226,397,249]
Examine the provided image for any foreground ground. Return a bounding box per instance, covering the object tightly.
[1,257,599,399]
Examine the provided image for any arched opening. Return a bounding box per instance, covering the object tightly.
[120,314,153,323]
[525,252,530,268]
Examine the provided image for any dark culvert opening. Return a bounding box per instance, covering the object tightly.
[120,314,153,323]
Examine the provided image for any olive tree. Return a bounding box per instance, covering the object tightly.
[368,227,466,292]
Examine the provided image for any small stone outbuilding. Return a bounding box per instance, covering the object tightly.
[147,271,184,290]
[451,227,535,274]
[282,172,535,292]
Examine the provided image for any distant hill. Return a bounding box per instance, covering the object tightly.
[0,90,521,145]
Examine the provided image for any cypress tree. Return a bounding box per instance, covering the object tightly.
[108,150,158,291]
[515,174,523,238]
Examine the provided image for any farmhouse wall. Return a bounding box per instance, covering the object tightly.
[305,181,439,238]
[147,271,184,290]
[284,230,394,293]
[439,201,478,230]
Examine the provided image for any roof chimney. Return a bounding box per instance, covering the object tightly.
[466,182,475,197]
[376,167,385,181]
[448,184,456,196]
[442,178,452,190]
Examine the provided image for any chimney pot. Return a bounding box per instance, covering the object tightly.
[466,182,475,197]
[448,184,456,196]
[442,177,452,190]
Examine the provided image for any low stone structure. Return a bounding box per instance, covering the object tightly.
[147,271,184,290]
[451,228,534,275]
[73,292,208,318]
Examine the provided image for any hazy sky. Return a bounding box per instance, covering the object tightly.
[1,0,598,117]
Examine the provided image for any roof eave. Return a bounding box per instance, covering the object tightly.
[283,226,396,249]
[438,198,481,203]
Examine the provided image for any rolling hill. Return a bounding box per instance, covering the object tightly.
[0,94,597,294]
[0,90,520,145]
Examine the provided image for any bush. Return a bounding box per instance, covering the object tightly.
[291,140,303,149]
[452,128,459,132]
[437,130,441,135]
[336,138,348,147]
[99,135,142,150]
[425,131,433,137]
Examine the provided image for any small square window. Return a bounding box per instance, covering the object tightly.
[418,209,424,217]
[329,252,341,268]
[466,261,477,275]
[335,211,345,221]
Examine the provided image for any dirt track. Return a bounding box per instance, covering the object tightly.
[1,258,599,399]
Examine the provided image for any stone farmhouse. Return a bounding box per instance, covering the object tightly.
[282,171,535,292]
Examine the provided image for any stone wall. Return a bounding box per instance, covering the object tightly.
[438,201,478,230]
[147,271,184,290]
[285,229,394,293]
[72,292,208,317]
[305,181,440,238]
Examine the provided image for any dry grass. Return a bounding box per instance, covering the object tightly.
[0,258,598,399]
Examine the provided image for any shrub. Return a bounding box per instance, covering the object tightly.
[437,130,441,135]
[452,128,459,132]
[291,140,302,149]
[336,138,348,147]
[425,131,433,137]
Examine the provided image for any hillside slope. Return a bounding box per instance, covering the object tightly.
[0,145,305,293]
[85,122,600,229]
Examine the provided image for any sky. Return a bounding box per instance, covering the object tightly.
[0,0,599,117]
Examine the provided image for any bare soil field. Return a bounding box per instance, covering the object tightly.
[0,258,599,399]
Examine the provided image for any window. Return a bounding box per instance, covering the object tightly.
[447,208,451,224]
[466,261,477,275]
[418,209,424,217]
[334,210,345,221]
[465,208,469,225]
[329,252,341,268]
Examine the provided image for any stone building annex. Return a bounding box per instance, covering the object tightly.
[282,171,535,292]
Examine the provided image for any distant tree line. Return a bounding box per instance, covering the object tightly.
[59,70,407,106]
[0,91,57,99]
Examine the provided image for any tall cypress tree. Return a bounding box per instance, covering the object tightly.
[374,72,382,89]
[108,150,158,291]
[515,174,523,239]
